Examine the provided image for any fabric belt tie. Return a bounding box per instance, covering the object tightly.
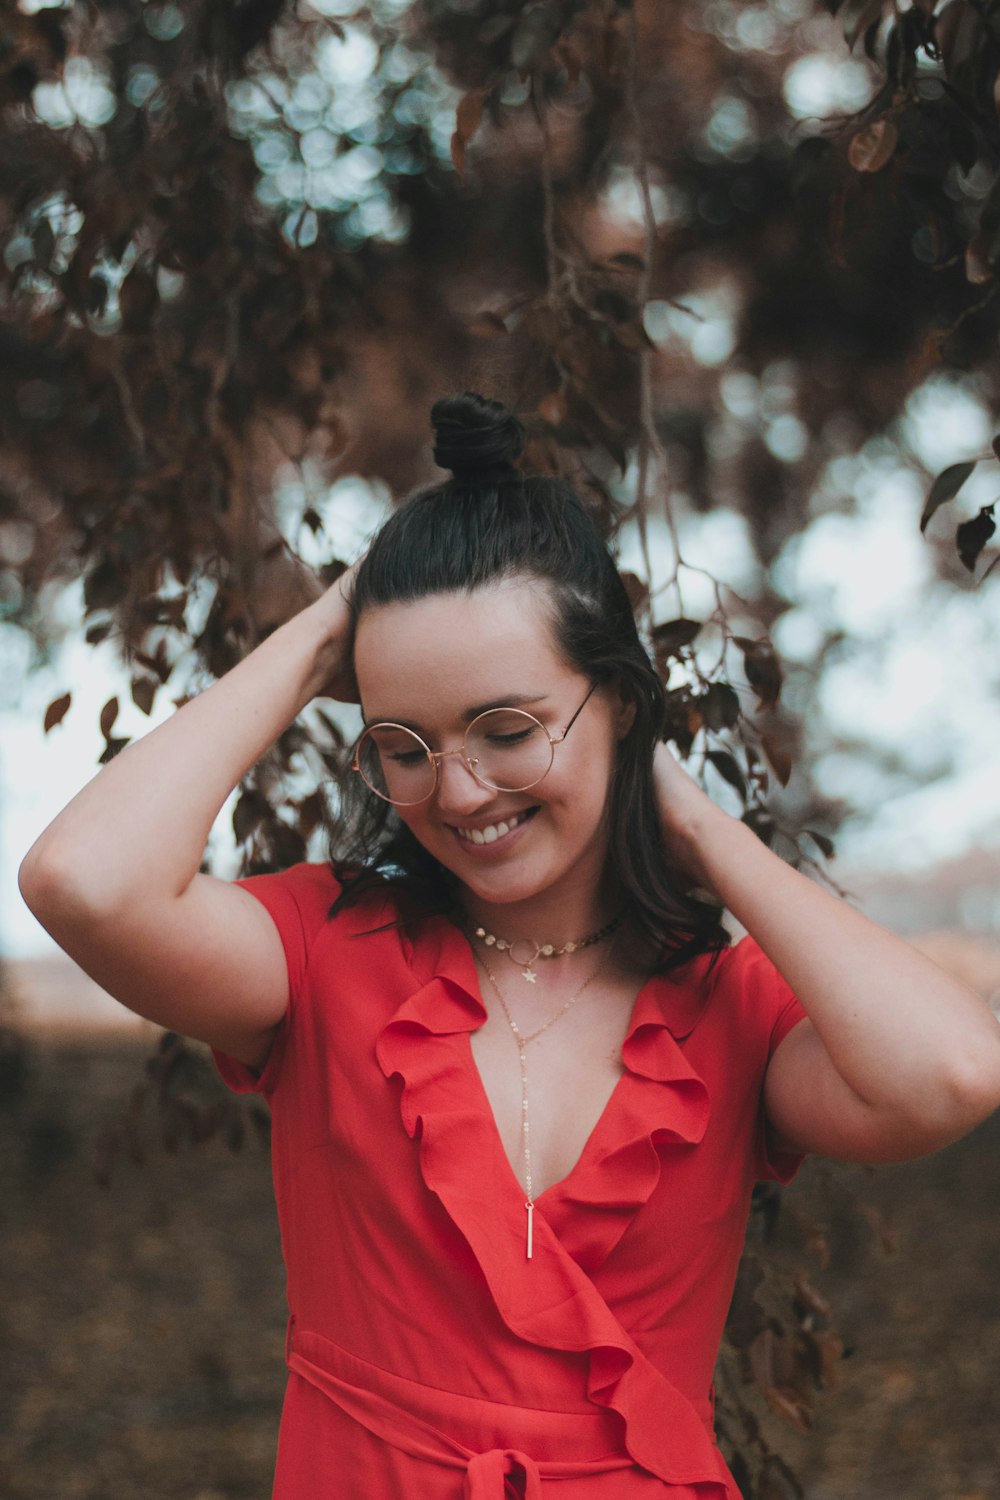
[285,1317,638,1497]
[465,1448,542,1500]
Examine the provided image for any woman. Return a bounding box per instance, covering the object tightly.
[19,392,1000,1498]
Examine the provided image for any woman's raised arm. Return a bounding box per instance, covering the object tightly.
[17,575,357,1067]
[652,742,1000,1164]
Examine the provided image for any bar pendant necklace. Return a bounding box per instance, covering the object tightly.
[478,940,617,1260]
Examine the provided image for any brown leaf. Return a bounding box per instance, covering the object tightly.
[804,827,835,859]
[765,1385,813,1433]
[468,311,508,338]
[813,1328,844,1391]
[233,789,268,844]
[619,570,649,615]
[706,749,747,797]
[843,0,884,51]
[760,731,793,787]
[965,235,993,285]
[701,680,741,731]
[734,635,783,709]
[295,793,324,840]
[451,87,487,178]
[44,692,72,733]
[119,267,159,333]
[131,676,157,716]
[848,117,898,173]
[100,696,120,739]
[84,557,128,612]
[538,391,568,425]
[956,504,996,571]
[920,458,977,532]
[98,736,130,764]
[794,1272,831,1320]
[652,617,702,660]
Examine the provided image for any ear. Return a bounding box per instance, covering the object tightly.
[608,678,637,739]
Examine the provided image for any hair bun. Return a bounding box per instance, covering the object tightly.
[431,392,525,483]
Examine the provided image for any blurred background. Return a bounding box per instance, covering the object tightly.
[2,0,1000,1496]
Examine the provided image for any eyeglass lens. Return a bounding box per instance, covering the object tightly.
[357,709,554,804]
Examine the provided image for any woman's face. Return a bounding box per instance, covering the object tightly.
[352,577,634,912]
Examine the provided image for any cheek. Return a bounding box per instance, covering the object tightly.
[549,735,617,813]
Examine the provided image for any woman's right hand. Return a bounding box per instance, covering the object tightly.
[307,556,364,703]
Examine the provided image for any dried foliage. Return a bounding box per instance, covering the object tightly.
[6,1,1000,1492]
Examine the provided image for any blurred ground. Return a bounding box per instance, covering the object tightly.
[1,976,999,1500]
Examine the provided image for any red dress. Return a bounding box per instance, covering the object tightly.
[212,861,807,1498]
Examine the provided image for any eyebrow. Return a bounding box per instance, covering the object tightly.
[362,693,549,730]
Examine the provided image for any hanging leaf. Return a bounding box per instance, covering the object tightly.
[233,788,269,844]
[468,310,508,338]
[619,570,649,615]
[760,731,793,787]
[701,680,741,731]
[538,391,568,425]
[794,1272,832,1320]
[742,804,776,846]
[98,736,130,764]
[965,235,993,285]
[100,696,120,739]
[510,2,562,72]
[296,790,326,839]
[84,557,128,611]
[652,617,702,659]
[44,692,71,732]
[119,267,159,334]
[956,503,996,571]
[803,827,835,859]
[919,459,977,532]
[733,636,783,709]
[848,117,898,173]
[842,0,884,51]
[131,676,157,716]
[706,749,747,796]
[450,87,487,178]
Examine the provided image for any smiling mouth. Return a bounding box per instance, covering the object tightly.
[451,808,539,846]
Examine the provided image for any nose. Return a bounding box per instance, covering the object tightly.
[433,750,496,817]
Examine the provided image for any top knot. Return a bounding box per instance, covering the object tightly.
[430,392,525,484]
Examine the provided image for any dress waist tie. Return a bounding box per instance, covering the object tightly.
[285,1317,646,1497]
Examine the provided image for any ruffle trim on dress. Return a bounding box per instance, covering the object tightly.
[374,920,739,1495]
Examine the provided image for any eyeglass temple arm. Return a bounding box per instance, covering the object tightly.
[551,680,600,744]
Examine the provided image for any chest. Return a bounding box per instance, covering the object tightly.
[468,993,633,1199]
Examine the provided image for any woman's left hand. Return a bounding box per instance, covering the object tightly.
[652,740,729,899]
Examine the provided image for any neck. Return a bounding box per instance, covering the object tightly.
[457,871,620,949]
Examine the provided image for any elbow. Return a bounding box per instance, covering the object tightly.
[18,842,105,930]
[950,1047,1000,1131]
[925,1042,1000,1143]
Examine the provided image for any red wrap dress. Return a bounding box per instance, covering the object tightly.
[211,861,808,1498]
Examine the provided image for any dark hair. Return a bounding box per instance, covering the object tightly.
[326,392,729,975]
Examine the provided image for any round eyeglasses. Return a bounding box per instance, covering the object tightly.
[352,682,599,807]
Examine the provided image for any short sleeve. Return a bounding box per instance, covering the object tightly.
[210,861,341,1097]
[736,937,809,1184]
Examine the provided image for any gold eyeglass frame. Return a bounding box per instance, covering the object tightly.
[351,680,600,807]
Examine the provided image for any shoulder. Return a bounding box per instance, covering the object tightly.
[691,933,802,1043]
[234,861,403,962]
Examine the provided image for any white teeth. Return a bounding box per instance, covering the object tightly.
[455,811,529,845]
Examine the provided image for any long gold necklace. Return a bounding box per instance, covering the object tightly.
[477,936,618,1260]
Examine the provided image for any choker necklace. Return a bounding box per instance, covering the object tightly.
[477,935,618,1259]
[466,912,623,983]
